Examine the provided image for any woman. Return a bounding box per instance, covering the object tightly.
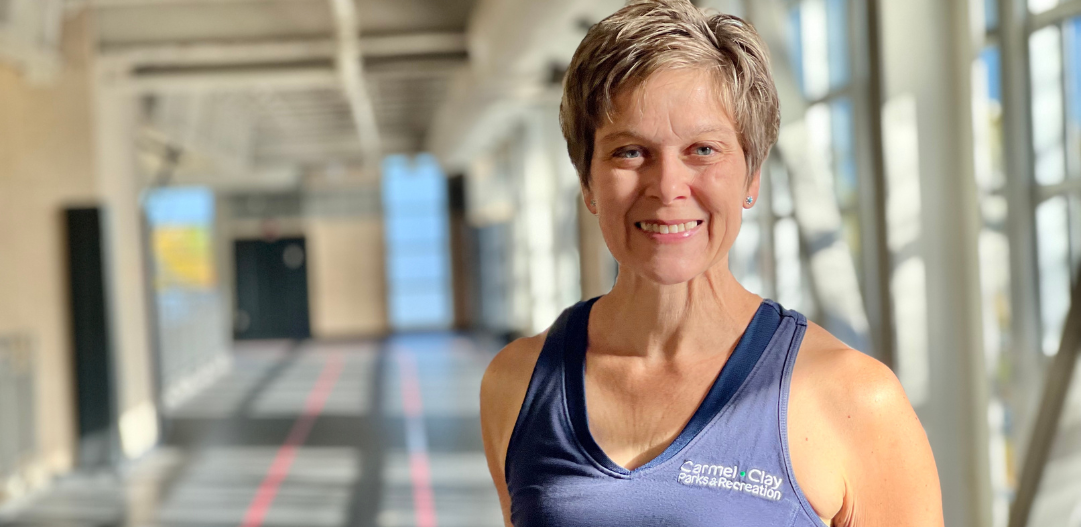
[480,1,944,525]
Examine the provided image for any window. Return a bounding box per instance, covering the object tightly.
[973,16,1015,523]
[1030,0,1081,361]
[382,154,453,330]
[774,0,873,353]
[974,0,1081,523]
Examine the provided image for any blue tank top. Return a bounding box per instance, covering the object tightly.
[505,298,825,527]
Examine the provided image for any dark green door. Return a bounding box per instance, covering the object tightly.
[234,238,311,340]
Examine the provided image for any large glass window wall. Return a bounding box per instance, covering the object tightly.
[973,6,1017,524]
[786,0,862,279]
[382,154,454,330]
[1025,2,1081,524]
[975,0,1081,523]
[741,0,875,355]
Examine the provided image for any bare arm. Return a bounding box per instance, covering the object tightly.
[479,333,546,527]
[830,351,943,526]
[792,323,944,526]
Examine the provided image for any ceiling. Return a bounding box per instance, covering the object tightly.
[87,0,476,186]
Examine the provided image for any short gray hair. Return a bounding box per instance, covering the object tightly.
[560,0,780,189]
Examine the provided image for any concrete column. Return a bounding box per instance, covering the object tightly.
[878,0,993,524]
[93,63,159,460]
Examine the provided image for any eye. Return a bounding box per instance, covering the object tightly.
[614,147,643,159]
[694,145,715,156]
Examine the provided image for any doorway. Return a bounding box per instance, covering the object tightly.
[233,238,311,340]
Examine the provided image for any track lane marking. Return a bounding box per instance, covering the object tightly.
[396,347,437,527]
[240,352,346,527]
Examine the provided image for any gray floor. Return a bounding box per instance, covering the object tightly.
[0,335,503,527]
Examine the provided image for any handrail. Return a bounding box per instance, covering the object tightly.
[1008,267,1081,527]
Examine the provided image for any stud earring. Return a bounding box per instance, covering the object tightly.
[745,196,754,205]
[591,199,597,207]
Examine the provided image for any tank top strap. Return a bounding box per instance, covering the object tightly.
[767,301,821,525]
[772,300,808,394]
[504,297,599,481]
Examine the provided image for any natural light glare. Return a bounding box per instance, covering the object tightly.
[800,0,831,100]
[883,95,923,253]
[1031,25,1067,186]
[892,257,930,407]
[1036,196,1071,355]
[1029,0,1060,15]
[774,217,804,311]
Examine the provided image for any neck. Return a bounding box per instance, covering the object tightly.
[590,261,761,360]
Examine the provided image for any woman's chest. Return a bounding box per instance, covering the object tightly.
[584,364,721,468]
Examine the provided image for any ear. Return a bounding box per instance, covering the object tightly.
[582,186,597,215]
[743,169,762,209]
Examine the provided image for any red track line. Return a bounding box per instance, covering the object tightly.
[240,352,346,527]
[397,348,438,527]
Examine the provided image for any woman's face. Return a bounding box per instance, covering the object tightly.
[584,67,759,286]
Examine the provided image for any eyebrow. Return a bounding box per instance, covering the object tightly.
[596,125,738,144]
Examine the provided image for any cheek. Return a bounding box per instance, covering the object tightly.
[696,160,750,210]
[690,179,741,215]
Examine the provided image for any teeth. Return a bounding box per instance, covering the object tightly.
[639,221,700,233]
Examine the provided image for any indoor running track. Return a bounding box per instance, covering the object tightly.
[0,334,505,527]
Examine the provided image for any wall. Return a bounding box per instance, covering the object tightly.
[224,189,389,339]
[0,10,97,492]
[307,217,388,338]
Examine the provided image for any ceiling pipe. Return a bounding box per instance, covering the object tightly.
[99,32,468,69]
[328,0,381,175]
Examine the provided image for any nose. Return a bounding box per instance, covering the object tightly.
[644,151,692,205]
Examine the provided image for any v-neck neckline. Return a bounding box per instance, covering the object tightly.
[562,297,781,477]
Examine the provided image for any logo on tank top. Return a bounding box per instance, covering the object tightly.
[677,460,784,502]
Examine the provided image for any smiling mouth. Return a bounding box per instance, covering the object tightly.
[635,220,703,234]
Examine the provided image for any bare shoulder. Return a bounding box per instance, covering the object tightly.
[793,322,907,413]
[479,331,549,525]
[479,331,548,465]
[480,331,548,417]
[790,321,943,526]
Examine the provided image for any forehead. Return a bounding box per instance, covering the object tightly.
[602,67,736,134]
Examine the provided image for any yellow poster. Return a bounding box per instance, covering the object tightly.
[153,226,216,290]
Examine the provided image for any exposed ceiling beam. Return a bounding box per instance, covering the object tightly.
[365,60,464,79]
[122,66,338,93]
[361,32,467,58]
[256,125,359,140]
[106,39,336,67]
[254,135,419,163]
[100,32,468,68]
[328,0,380,173]
[256,136,362,153]
[87,0,322,7]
